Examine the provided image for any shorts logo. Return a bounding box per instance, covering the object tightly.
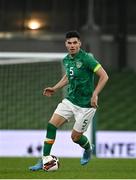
[76,61,82,68]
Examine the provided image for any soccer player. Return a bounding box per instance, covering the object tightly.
[29,30,108,171]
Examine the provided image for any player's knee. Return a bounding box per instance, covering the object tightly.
[71,134,81,142]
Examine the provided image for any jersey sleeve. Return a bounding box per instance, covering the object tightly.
[62,56,67,69]
[85,53,101,72]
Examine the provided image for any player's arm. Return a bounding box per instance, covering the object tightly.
[91,66,109,108]
[43,74,68,97]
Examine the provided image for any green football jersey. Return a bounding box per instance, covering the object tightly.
[63,49,101,108]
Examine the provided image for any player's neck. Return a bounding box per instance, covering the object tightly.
[69,49,80,58]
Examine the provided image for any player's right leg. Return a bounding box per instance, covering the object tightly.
[29,113,66,171]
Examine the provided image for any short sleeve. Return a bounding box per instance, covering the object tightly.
[84,53,101,72]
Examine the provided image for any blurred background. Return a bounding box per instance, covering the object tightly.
[0,0,136,158]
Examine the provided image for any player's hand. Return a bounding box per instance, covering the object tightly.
[91,94,98,108]
[43,87,55,97]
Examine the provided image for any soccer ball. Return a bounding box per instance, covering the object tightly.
[42,155,59,172]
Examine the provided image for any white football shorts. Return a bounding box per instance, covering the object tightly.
[54,98,96,133]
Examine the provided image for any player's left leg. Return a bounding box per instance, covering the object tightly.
[72,107,96,165]
[80,143,95,165]
[71,129,94,165]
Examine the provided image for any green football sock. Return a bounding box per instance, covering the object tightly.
[74,135,90,150]
[43,123,57,156]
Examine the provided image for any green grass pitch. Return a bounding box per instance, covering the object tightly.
[0,157,136,179]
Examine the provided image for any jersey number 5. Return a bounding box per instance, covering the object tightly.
[69,67,74,76]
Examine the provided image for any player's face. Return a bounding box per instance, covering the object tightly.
[65,37,81,55]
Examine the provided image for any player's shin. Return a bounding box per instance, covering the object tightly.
[43,123,57,156]
[74,135,90,150]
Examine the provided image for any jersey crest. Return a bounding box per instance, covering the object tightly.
[76,61,83,68]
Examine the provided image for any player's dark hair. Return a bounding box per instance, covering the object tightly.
[65,30,80,39]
